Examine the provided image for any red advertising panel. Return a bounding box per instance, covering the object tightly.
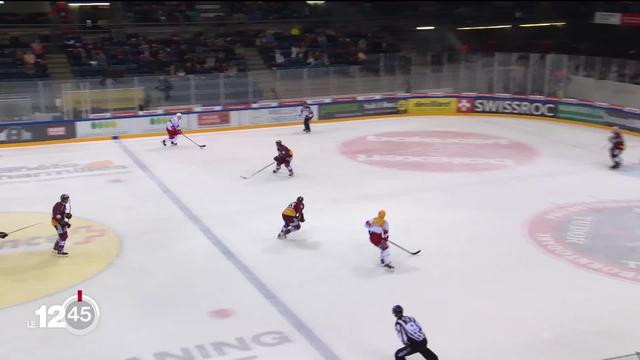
[621,13,640,26]
[197,112,230,127]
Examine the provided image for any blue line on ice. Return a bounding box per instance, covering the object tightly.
[117,139,340,360]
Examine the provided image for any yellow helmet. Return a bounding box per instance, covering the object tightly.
[378,210,386,219]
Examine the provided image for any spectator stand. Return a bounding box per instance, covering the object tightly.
[257,27,406,73]
[0,35,50,81]
[63,30,249,80]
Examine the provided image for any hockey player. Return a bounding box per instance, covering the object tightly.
[273,140,294,176]
[162,112,183,146]
[366,210,394,270]
[609,127,625,169]
[300,102,314,133]
[0,231,7,238]
[51,194,72,256]
[278,196,305,239]
[392,305,439,360]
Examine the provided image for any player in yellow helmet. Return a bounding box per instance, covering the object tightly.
[365,210,394,270]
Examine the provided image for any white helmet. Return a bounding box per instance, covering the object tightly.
[176,113,182,119]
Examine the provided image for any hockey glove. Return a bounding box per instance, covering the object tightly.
[64,222,72,229]
[0,232,7,239]
[65,213,73,219]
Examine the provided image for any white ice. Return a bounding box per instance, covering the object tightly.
[1,115,639,360]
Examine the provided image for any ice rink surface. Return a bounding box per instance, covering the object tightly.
[1,115,639,360]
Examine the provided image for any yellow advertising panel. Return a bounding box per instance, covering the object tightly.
[62,88,144,112]
[407,98,458,114]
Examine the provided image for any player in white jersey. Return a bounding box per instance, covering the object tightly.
[393,305,438,360]
[162,113,183,146]
[365,210,394,270]
[300,102,314,133]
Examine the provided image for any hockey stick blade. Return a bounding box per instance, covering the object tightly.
[181,134,206,149]
[8,222,41,234]
[240,161,275,180]
[388,240,421,255]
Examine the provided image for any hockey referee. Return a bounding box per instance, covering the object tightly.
[392,305,439,360]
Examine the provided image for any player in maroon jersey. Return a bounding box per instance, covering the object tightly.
[273,140,294,176]
[278,196,305,239]
[609,127,625,169]
[51,194,72,256]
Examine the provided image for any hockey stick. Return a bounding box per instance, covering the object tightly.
[181,133,206,148]
[241,161,275,180]
[388,240,421,255]
[7,223,41,235]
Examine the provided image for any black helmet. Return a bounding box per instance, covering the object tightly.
[392,305,403,317]
[276,140,282,145]
[296,196,304,202]
[60,194,70,203]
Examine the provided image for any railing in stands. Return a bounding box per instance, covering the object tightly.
[3,52,640,123]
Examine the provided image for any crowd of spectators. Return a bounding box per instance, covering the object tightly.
[122,1,312,23]
[122,2,198,23]
[64,31,248,79]
[257,27,401,69]
[0,37,49,80]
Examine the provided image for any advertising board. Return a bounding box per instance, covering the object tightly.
[0,122,76,144]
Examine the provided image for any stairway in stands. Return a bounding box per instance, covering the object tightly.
[238,47,278,100]
[46,53,73,81]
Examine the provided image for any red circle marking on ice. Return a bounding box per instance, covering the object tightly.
[208,308,235,319]
[528,201,640,284]
[340,131,537,172]
[83,160,114,169]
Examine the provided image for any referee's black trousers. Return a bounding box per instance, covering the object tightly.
[395,339,438,360]
[303,116,312,132]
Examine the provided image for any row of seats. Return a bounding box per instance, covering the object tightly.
[64,31,249,78]
[0,45,48,80]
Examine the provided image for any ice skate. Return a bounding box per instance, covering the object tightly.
[277,230,286,240]
[162,139,167,146]
[384,263,395,270]
[288,170,294,177]
[273,166,281,173]
[56,250,69,257]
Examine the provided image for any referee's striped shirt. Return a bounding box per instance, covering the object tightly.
[395,316,427,345]
[300,105,314,118]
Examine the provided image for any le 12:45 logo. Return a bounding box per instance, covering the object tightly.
[28,290,101,335]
